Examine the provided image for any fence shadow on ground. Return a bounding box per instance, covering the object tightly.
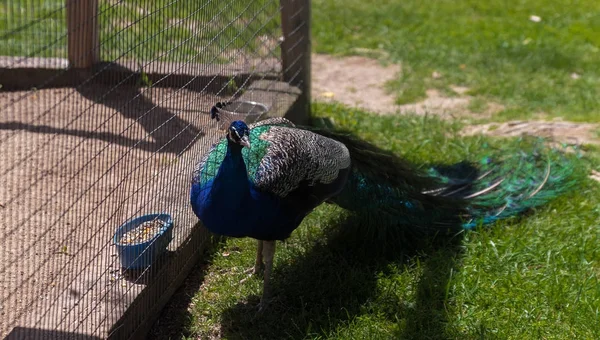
[0,83,205,156]
[77,84,205,156]
[5,327,103,340]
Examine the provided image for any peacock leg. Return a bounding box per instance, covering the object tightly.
[257,240,276,312]
[253,240,265,273]
[240,240,265,284]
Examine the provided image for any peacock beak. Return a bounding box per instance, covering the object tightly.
[240,135,251,148]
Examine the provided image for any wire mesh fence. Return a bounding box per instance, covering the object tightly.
[0,0,309,338]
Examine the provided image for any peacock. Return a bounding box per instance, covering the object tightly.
[190,108,578,311]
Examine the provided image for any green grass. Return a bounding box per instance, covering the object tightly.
[98,0,280,63]
[1,0,67,58]
[172,103,600,339]
[312,0,600,122]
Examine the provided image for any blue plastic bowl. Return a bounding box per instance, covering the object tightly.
[113,213,173,269]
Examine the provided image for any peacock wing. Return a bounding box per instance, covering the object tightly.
[249,117,295,129]
[244,126,351,197]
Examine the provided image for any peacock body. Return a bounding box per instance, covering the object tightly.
[191,118,351,241]
[190,115,578,310]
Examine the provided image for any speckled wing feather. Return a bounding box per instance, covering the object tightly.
[249,117,295,129]
[252,126,351,197]
[192,119,349,193]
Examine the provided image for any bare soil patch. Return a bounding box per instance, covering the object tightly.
[311,54,599,145]
[461,120,600,145]
[311,54,502,117]
[311,54,401,114]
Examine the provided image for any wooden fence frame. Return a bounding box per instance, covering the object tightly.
[64,0,311,112]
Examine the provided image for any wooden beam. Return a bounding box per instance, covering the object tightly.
[0,56,280,91]
[280,0,311,122]
[66,0,99,68]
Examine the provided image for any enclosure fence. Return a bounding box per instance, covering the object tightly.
[0,0,310,338]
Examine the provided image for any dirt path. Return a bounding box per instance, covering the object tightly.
[461,120,600,145]
[311,54,600,145]
[311,54,401,114]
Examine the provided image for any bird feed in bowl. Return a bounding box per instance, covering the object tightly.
[119,219,166,245]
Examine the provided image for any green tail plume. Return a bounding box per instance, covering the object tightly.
[314,127,581,233]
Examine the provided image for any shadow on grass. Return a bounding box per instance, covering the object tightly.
[218,212,466,340]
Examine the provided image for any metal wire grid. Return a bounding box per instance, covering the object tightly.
[0,0,306,338]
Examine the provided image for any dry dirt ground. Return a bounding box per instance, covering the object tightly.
[311,54,600,146]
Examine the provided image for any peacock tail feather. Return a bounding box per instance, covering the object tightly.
[313,126,581,233]
[449,139,580,229]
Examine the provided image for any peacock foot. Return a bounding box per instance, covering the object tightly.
[239,240,266,284]
[239,263,264,284]
[256,300,269,315]
[255,294,277,317]
[245,262,265,275]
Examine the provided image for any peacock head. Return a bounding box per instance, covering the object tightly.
[227,121,251,148]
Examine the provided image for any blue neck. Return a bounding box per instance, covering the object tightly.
[212,140,251,207]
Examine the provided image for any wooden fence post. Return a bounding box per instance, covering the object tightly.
[66,0,99,68]
[280,0,311,121]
